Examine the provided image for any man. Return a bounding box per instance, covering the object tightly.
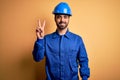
[32,2,90,80]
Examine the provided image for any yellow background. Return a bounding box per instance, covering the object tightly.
[0,0,120,80]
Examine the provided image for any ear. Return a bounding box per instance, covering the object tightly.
[54,15,57,22]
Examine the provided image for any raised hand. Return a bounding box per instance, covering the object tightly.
[36,19,46,39]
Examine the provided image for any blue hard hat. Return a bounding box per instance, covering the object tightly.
[53,2,72,16]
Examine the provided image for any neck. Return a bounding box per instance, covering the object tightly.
[57,28,68,35]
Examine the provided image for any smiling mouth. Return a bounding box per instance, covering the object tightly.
[60,23,65,25]
[59,22,66,25]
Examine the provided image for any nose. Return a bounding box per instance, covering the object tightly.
[60,16,64,22]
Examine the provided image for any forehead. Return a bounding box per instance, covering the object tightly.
[55,14,70,17]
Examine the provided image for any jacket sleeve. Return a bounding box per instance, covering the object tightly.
[32,39,45,62]
[78,38,90,80]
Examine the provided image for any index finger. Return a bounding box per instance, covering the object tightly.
[42,20,46,28]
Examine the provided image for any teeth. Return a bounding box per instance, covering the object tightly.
[61,23,65,24]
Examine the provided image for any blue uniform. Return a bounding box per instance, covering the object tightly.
[32,30,90,80]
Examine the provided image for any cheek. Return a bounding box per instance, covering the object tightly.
[65,19,69,23]
[55,20,60,25]
[55,18,59,23]
[56,19,61,23]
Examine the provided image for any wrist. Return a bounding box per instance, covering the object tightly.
[38,37,44,39]
[37,36,44,39]
[37,38,44,42]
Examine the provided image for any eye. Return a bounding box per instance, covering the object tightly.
[64,15,69,19]
[56,15,61,19]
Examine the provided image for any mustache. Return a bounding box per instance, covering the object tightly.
[59,21,66,24]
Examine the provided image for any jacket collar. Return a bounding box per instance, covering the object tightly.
[52,29,71,39]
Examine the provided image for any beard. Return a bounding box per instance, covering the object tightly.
[56,21,69,30]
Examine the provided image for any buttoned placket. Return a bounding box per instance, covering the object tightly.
[59,35,64,80]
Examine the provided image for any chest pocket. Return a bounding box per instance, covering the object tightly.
[70,49,78,55]
[68,48,78,61]
[46,43,59,56]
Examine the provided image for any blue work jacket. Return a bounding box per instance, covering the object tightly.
[32,30,90,80]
